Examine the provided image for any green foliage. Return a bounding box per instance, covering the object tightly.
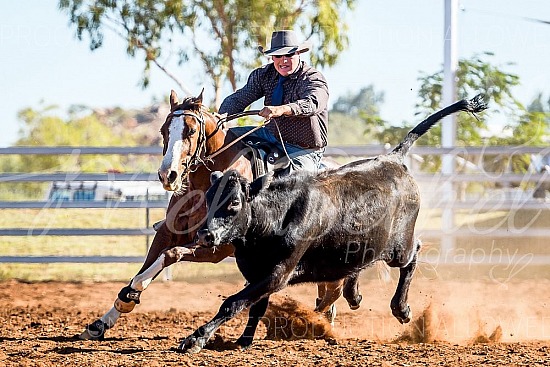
[0,105,161,200]
[408,53,550,198]
[486,94,550,174]
[18,107,122,147]
[58,0,355,106]
[415,53,523,148]
[332,85,383,116]
[329,85,385,145]
[15,106,133,173]
[413,53,549,188]
[328,112,369,145]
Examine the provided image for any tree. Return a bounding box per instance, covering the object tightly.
[415,52,523,148]
[412,53,550,195]
[58,0,355,107]
[0,105,162,199]
[487,93,550,174]
[332,85,384,117]
[329,85,388,145]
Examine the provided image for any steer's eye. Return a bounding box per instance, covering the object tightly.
[228,199,241,210]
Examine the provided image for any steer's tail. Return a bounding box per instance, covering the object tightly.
[391,94,487,158]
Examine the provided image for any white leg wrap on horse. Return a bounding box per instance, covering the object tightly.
[130,253,166,291]
[100,307,121,329]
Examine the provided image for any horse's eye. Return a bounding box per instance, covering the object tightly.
[188,128,197,135]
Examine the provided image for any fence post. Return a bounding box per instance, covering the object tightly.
[440,0,459,256]
[145,189,150,253]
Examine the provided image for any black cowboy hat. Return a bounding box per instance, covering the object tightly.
[258,30,312,56]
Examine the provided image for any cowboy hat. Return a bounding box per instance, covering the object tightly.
[258,30,312,56]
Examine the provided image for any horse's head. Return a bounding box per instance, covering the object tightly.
[158,90,210,192]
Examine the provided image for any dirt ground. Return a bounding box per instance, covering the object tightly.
[1,277,549,366]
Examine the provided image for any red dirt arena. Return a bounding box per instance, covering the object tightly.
[1,269,549,366]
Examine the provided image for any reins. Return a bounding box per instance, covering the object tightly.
[206,114,297,170]
[205,110,263,140]
[168,108,290,175]
[206,116,270,160]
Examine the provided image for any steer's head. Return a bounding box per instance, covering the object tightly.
[195,169,271,247]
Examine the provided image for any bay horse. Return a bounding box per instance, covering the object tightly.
[79,90,361,340]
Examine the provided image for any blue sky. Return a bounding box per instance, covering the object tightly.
[1,0,549,147]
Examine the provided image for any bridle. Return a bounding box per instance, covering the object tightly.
[165,109,209,179]
[165,108,263,178]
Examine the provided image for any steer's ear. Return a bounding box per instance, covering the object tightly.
[210,171,224,185]
[247,172,273,202]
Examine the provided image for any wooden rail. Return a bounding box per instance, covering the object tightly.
[0,145,548,264]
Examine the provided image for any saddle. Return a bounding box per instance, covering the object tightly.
[241,138,291,179]
[223,127,291,179]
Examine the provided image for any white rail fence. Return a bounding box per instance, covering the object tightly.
[0,145,549,265]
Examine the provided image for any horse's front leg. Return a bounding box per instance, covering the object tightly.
[79,222,181,340]
[79,236,235,339]
[124,241,235,296]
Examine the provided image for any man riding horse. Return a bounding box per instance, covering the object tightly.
[220,29,329,176]
[80,30,360,340]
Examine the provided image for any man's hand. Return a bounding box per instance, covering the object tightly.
[259,105,292,120]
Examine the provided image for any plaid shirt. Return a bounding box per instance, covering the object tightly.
[219,62,329,149]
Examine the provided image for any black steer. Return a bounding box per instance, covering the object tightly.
[178,95,487,353]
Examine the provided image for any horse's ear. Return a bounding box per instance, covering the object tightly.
[196,88,204,104]
[170,90,179,111]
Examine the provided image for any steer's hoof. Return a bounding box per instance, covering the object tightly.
[236,335,254,349]
[177,335,205,354]
[394,305,412,324]
[348,294,362,310]
[78,319,108,340]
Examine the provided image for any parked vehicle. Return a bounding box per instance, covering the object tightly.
[46,181,170,202]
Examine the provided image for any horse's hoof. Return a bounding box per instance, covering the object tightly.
[78,319,108,340]
[114,285,142,313]
[114,298,136,313]
[184,345,203,354]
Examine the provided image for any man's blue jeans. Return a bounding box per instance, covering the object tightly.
[229,126,324,175]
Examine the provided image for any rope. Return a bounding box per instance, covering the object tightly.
[272,120,299,171]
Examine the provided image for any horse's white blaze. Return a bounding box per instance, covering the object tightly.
[130,253,166,291]
[161,115,185,173]
[100,307,121,328]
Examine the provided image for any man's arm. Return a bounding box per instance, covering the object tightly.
[286,74,329,117]
[258,104,292,120]
[219,68,264,115]
[259,70,328,120]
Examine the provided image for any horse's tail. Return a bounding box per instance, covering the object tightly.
[391,94,487,158]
